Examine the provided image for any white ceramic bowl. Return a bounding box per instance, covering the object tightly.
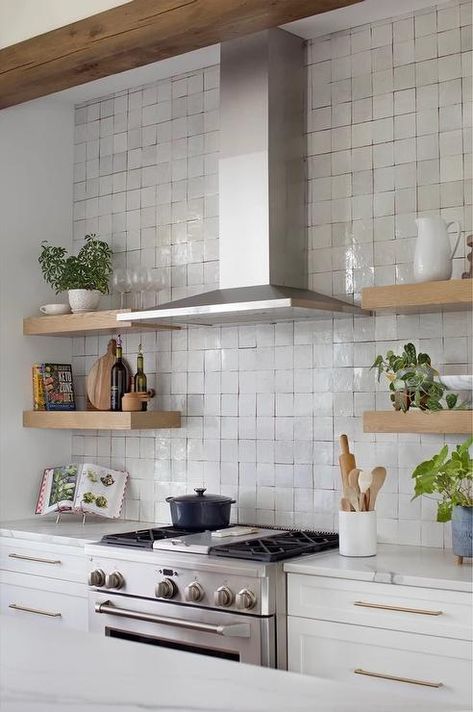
[439,375,473,391]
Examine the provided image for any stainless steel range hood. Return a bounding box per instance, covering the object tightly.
[119,29,364,328]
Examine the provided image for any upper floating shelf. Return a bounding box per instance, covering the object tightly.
[23,410,181,430]
[363,410,472,434]
[362,279,472,314]
[23,309,180,337]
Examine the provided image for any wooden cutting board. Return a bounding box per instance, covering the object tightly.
[86,339,116,411]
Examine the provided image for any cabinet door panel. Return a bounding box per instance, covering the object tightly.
[287,573,471,640]
[288,617,471,707]
[0,574,87,631]
[0,538,86,583]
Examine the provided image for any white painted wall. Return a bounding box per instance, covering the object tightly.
[0,0,130,48]
[0,97,74,520]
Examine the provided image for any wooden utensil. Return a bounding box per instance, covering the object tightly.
[345,486,360,512]
[339,434,357,498]
[367,466,387,511]
[340,497,353,512]
[348,468,362,510]
[86,339,116,411]
[358,469,373,512]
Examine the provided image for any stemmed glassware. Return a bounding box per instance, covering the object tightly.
[112,269,131,309]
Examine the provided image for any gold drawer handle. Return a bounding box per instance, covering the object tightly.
[354,669,443,688]
[354,601,443,616]
[9,603,62,618]
[8,553,62,565]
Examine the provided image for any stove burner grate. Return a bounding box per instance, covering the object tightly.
[100,526,204,549]
[208,530,339,562]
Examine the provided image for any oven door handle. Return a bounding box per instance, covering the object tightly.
[94,600,251,638]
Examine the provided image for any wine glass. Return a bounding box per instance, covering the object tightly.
[112,268,131,309]
[130,267,152,309]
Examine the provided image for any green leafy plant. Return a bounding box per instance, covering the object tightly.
[39,234,112,294]
[412,437,473,522]
[372,343,459,412]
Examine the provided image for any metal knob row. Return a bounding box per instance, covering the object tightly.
[88,569,125,590]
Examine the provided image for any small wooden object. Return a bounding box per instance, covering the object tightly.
[339,434,357,498]
[122,390,156,412]
[462,235,473,279]
[86,339,116,411]
[367,467,387,511]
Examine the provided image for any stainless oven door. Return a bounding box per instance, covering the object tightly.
[89,592,275,667]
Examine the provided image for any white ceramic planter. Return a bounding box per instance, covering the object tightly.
[339,510,377,557]
[67,289,101,313]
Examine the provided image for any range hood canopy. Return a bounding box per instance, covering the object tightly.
[119,29,365,328]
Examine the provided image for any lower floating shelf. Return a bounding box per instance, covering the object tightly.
[363,410,472,434]
[23,410,181,430]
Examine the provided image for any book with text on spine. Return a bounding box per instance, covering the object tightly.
[41,363,76,411]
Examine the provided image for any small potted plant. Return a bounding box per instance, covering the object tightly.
[412,437,473,561]
[372,343,459,412]
[39,234,112,313]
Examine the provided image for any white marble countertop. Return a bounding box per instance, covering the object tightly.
[284,544,472,593]
[0,516,156,548]
[0,616,467,712]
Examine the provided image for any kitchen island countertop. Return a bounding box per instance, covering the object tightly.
[0,615,467,712]
[284,543,472,593]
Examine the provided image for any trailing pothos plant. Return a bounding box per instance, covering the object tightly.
[412,436,473,522]
[372,342,460,412]
[39,234,112,294]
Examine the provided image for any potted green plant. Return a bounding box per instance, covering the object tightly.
[412,437,473,560]
[372,343,459,412]
[39,234,112,313]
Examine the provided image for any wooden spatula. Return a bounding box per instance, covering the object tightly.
[86,338,116,411]
[367,466,387,511]
[339,434,356,498]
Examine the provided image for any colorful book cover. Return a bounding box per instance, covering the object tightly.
[41,363,76,411]
[35,463,128,518]
[32,364,46,411]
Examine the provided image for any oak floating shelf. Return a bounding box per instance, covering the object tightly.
[23,410,181,430]
[362,279,473,314]
[23,309,179,337]
[363,410,473,434]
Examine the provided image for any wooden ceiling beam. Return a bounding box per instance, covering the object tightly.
[0,0,359,109]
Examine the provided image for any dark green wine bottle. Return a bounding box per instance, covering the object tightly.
[134,344,147,411]
[110,335,128,411]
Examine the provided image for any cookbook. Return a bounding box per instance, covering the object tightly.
[32,363,76,411]
[35,463,128,518]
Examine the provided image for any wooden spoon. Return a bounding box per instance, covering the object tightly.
[340,497,352,512]
[344,485,360,512]
[367,467,387,511]
[358,469,373,512]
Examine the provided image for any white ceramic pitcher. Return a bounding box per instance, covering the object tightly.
[414,216,462,283]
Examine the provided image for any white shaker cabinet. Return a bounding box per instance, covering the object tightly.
[287,571,472,707]
[0,537,88,631]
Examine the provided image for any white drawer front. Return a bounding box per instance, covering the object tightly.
[0,538,86,584]
[288,617,472,707]
[287,574,472,640]
[0,573,87,631]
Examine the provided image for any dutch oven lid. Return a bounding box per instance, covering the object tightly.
[168,488,234,504]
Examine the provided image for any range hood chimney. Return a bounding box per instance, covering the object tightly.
[119,29,365,327]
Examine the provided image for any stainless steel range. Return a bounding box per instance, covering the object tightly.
[86,526,338,668]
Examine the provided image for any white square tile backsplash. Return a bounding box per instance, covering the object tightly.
[71,0,472,547]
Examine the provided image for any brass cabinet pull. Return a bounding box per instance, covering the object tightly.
[354,668,443,688]
[8,553,62,565]
[9,603,62,618]
[354,601,443,616]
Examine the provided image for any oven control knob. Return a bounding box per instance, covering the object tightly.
[88,569,106,587]
[236,589,256,610]
[214,586,234,607]
[155,578,177,599]
[185,581,204,602]
[105,571,125,590]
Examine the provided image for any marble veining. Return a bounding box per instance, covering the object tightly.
[0,616,465,712]
[284,543,472,592]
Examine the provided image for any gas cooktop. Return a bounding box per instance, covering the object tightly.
[100,526,338,561]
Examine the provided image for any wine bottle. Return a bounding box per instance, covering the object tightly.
[134,343,147,411]
[110,335,128,411]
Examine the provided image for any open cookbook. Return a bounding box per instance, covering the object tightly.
[35,463,128,518]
